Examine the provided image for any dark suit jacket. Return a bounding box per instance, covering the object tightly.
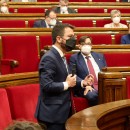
[122,0,128,2]
[69,52,107,96]
[53,7,76,14]
[35,47,71,123]
[33,19,60,28]
[121,34,130,44]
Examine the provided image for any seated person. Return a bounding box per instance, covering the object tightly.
[5,120,46,130]
[104,9,127,28]
[52,0,76,14]
[33,9,60,28]
[0,0,9,14]
[122,0,130,2]
[121,23,130,44]
[69,36,107,106]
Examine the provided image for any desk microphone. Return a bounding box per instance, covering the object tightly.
[72,64,76,77]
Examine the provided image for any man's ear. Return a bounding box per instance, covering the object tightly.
[56,36,62,43]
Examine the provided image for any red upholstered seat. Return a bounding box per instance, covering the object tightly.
[96,19,127,27]
[69,0,88,1]
[6,84,39,122]
[114,34,124,44]
[0,88,12,130]
[93,0,117,2]
[78,8,104,13]
[9,8,15,13]
[17,7,45,13]
[77,34,112,45]
[126,76,130,99]
[104,53,130,67]
[0,20,26,28]
[1,35,39,74]
[39,35,53,50]
[107,8,130,13]
[62,19,93,27]
[28,20,35,27]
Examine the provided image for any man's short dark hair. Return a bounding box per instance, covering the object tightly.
[45,9,55,17]
[52,23,74,44]
[79,35,92,44]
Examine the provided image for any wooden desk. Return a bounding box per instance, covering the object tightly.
[66,99,130,130]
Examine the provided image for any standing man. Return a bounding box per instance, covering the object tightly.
[52,0,76,14]
[35,23,77,130]
[69,36,107,106]
[33,10,60,28]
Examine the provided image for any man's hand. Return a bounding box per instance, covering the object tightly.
[83,74,94,86]
[66,74,76,88]
[84,85,94,95]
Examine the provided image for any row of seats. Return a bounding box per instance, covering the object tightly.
[8,7,130,13]
[17,0,122,2]
[0,34,129,75]
[0,19,127,28]
[0,84,39,130]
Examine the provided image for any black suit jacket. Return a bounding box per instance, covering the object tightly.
[53,7,76,14]
[35,47,71,123]
[122,0,128,1]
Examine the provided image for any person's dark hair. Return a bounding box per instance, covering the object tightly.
[5,120,46,130]
[52,23,74,44]
[79,35,92,44]
[45,9,55,17]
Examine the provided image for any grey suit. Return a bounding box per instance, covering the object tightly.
[35,47,71,129]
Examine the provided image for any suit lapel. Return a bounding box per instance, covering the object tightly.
[51,47,68,75]
[78,53,89,74]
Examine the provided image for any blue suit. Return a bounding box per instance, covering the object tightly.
[69,52,107,106]
[35,47,71,128]
[121,34,130,44]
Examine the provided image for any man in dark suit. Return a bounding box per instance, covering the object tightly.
[35,23,78,130]
[121,23,130,44]
[33,10,59,28]
[122,0,130,2]
[69,36,107,106]
[52,0,76,14]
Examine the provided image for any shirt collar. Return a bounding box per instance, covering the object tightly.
[81,52,92,59]
[52,45,64,57]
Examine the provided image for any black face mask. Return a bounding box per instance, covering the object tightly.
[65,37,77,52]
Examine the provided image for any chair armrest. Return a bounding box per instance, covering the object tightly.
[1,59,19,68]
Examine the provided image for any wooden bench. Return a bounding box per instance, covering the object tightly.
[66,99,130,130]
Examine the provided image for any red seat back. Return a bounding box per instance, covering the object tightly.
[62,19,93,27]
[0,88,12,130]
[17,7,45,13]
[39,35,53,50]
[104,53,130,67]
[0,20,26,28]
[78,8,104,13]
[115,34,124,44]
[1,35,39,74]
[108,8,130,13]
[77,34,112,45]
[6,84,39,122]
[28,20,36,27]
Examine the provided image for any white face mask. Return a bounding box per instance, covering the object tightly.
[0,6,9,13]
[112,17,120,24]
[81,45,92,55]
[60,6,68,13]
[49,19,57,26]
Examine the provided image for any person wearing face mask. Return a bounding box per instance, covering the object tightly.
[0,0,9,14]
[69,36,107,106]
[52,0,76,14]
[33,9,60,28]
[35,23,78,130]
[121,23,130,44]
[104,9,127,28]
